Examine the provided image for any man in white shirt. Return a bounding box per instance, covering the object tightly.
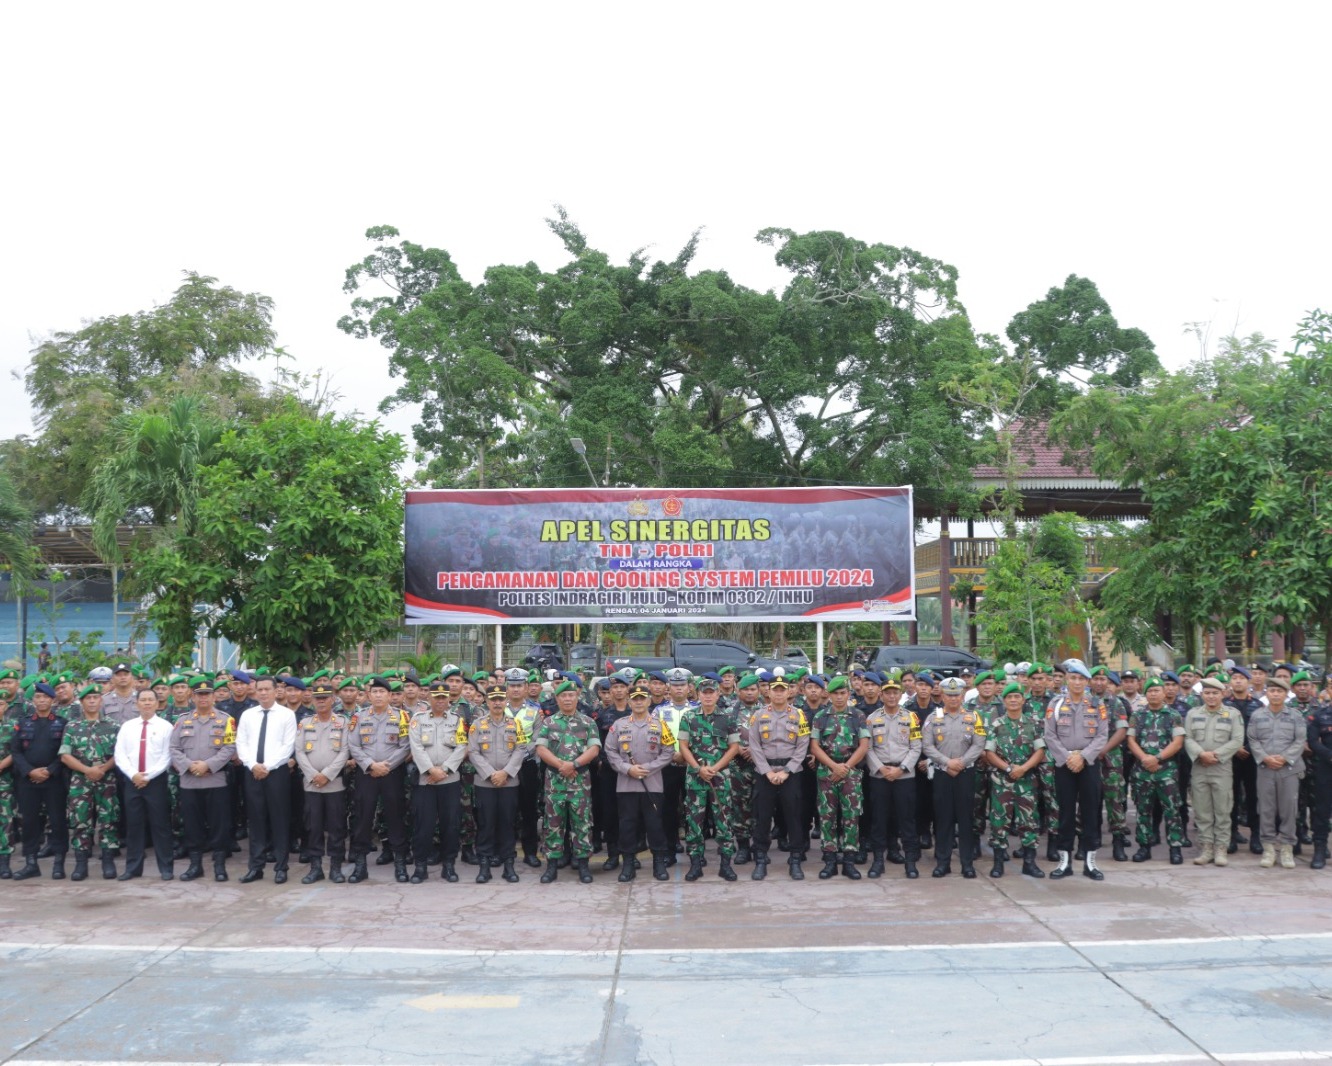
[114,688,177,880]
[234,677,298,884]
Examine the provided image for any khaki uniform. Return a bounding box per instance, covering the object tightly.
[295,712,352,863]
[1247,705,1306,847]
[1183,704,1244,851]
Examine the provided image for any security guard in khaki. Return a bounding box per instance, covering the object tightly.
[1182,676,1244,863]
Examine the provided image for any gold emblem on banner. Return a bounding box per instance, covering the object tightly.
[627,497,649,517]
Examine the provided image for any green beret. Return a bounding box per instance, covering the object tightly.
[336,677,360,691]
[1090,666,1107,677]
[1143,677,1163,692]
[827,676,849,693]
[790,667,807,680]
[1177,663,1196,675]
[1001,682,1024,698]
[0,669,17,682]
[77,684,101,700]
[189,675,214,692]
[20,674,36,687]
[1290,670,1310,685]
[388,680,403,692]
[975,670,993,684]
[54,672,75,685]
[736,673,760,691]
[553,680,577,696]
[718,665,736,677]
[310,669,330,681]
[527,671,540,683]
[470,671,491,684]
[992,670,1006,683]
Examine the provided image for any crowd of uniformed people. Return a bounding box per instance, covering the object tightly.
[2,654,1330,886]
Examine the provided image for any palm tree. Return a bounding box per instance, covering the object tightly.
[0,470,37,583]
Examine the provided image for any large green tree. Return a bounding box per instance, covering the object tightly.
[132,400,405,670]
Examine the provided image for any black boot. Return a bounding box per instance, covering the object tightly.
[1250,835,1265,855]
[409,862,428,884]
[818,853,839,879]
[179,854,205,881]
[213,855,229,882]
[502,858,520,883]
[788,856,804,880]
[475,859,492,884]
[932,859,951,878]
[1227,832,1241,855]
[652,855,670,881]
[868,851,885,879]
[1132,845,1152,863]
[904,861,919,879]
[523,850,541,868]
[751,854,769,881]
[0,855,10,879]
[442,861,459,883]
[1169,846,1183,865]
[777,835,789,852]
[733,846,751,865]
[37,842,55,858]
[1312,843,1328,870]
[393,858,409,883]
[13,857,40,880]
[886,847,905,865]
[102,849,118,880]
[601,854,620,871]
[348,858,370,883]
[558,854,571,869]
[540,859,559,884]
[70,852,90,882]
[328,860,345,884]
[51,855,66,880]
[718,855,737,881]
[841,852,861,880]
[576,858,593,884]
[461,847,478,865]
[1046,836,1059,862]
[990,847,1006,879]
[1112,834,1128,862]
[853,848,868,864]
[618,853,636,882]
[303,861,326,885]
[1021,846,1045,878]
[1082,850,1105,881]
[375,846,394,866]
[684,856,705,882]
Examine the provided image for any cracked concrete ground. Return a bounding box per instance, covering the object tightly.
[0,843,1329,1065]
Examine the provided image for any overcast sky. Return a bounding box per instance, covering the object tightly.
[4,2,1328,460]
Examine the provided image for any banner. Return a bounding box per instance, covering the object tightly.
[404,486,915,624]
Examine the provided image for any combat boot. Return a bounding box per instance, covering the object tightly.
[1112,834,1128,862]
[1213,848,1229,867]
[442,861,459,883]
[179,853,205,881]
[886,846,905,865]
[1227,831,1241,855]
[375,845,394,866]
[867,851,885,879]
[523,849,541,869]
[1312,843,1328,870]
[212,854,228,882]
[841,852,861,880]
[304,861,327,885]
[618,853,636,882]
[0,854,11,879]
[328,861,346,884]
[1169,846,1183,865]
[13,856,40,880]
[853,848,868,864]
[69,852,89,882]
[1250,835,1264,855]
[576,858,594,884]
[1049,850,1073,880]
[818,853,839,879]
[717,855,737,881]
[1192,845,1214,866]
[904,860,919,879]
[601,854,620,871]
[733,845,751,865]
[1020,846,1044,878]
[989,847,1006,879]
[684,856,705,882]
[502,858,520,883]
[461,847,478,865]
[349,857,371,883]
[788,855,804,880]
[652,855,670,881]
[751,853,769,881]
[540,859,559,884]
[407,861,427,884]
[474,859,492,884]
[1260,844,1276,867]
[1132,845,1153,863]
[1279,845,1296,869]
[1046,836,1059,863]
[394,858,409,883]
[51,855,66,880]
[1082,850,1104,881]
[102,849,119,880]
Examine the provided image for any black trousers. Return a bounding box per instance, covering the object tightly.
[753,773,808,858]
[475,786,518,862]
[616,789,666,858]
[17,780,67,858]
[597,761,623,853]
[931,767,976,865]
[179,786,230,858]
[412,781,461,863]
[244,764,292,871]
[289,767,306,850]
[1231,755,1260,833]
[868,775,919,859]
[915,770,934,836]
[304,790,348,862]
[124,773,173,876]
[1055,763,1103,853]
[1313,762,1332,846]
[350,766,406,859]
[661,764,685,849]
[517,760,542,856]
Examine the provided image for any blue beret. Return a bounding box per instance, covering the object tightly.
[595,678,610,691]
[1106,670,1120,685]
[700,672,721,684]
[861,671,883,686]
[917,671,935,684]
[1162,671,1180,683]
[757,670,774,683]
[34,682,56,698]
[1231,666,1251,679]
[804,674,827,690]
[285,676,307,692]
[647,670,668,684]
[230,670,252,684]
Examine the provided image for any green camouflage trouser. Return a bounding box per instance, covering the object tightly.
[988,770,1039,850]
[0,781,13,856]
[542,783,592,859]
[1100,748,1127,835]
[1132,766,1182,846]
[732,761,756,846]
[1037,761,1060,835]
[67,774,121,853]
[459,768,477,852]
[684,770,735,858]
[168,770,183,841]
[972,767,991,842]
[816,769,862,853]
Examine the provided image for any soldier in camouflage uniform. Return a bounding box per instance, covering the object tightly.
[455,670,489,864]
[729,673,764,863]
[983,682,1046,878]
[1024,665,1061,860]
[810,680,870,879]
[966,671,1004,859]
[533,680,599,883]
[1126,677,1186,864]
[0,708,16,878]
[59,685,122,881]
[1089,668,1131,861]
[677,674,740,881]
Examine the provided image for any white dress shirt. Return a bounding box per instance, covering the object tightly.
[235,704,298,770]
[114,714,175,781]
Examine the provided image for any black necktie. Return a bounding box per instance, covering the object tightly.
[256,708,269,764]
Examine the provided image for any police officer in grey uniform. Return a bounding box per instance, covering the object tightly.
[1044,658,1110,880]
[294,680,351,884]
[347,677,411,884]
[747,672,811,880]
[99,663,142,726]
[408,679,469,884]
[920,676,986,878]
[169,677,236,882]
[605,682,677,882]
[864,677,923,878]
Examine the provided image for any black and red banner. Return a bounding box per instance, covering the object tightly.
[404,486,915,624]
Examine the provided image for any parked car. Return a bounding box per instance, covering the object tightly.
[567,643,599,672]
[606,639,788,677]
[863,644,992,678]
[522,643,565,672]
[777,647,811,668]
